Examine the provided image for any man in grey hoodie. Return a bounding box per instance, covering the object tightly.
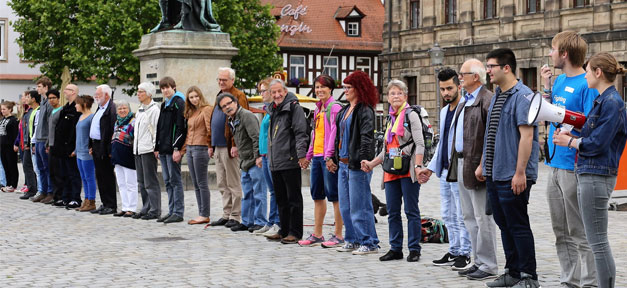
[266,79,309,244]
[31,76,53,203]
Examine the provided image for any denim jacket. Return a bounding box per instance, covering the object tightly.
[577,86,627,176]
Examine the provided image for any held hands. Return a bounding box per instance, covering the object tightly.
[298,158,309,169]
[230,147,239,158]
[326,159,337,173]
[417,168,432,184]
[208,147,214,158]
[360,160,372,173]
[256,157,262,168]
[474,165,485,182]
[13,145,18,152]
[173,150,182,163]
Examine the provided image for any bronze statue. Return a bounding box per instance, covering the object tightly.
[151,0,221,32]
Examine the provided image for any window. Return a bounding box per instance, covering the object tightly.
[0,19,6,61]
[445,0,456,24]
[573,0,589,7]
[410,0,420,29]
[484,0,497,19]
[322,56,339,80]
[347,22,360,37]
[521,68,538,92]
[527,0,541,14]
[405,76,418,105]
[289,55,306,80]
[356,57,371,77]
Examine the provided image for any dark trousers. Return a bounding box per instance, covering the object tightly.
[55,155,81,202]
[92,141,117,209]
[487,177,537,279]
[1,144,18,188]
[271,168,303,239]
[22,147,37,195]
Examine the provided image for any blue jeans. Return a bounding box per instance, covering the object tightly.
[241,165,268,227]
[338,163,379,247]
[0,153,6,187]
[77,158,97,200]
[35,142,52,194]
[31,150,43,193]
[160,154,184,217]
[577,174,617,288]
[262,156,279,225]
[487,177,537,279]
[384,177,421,252]
[440,169,471,256]
[310,156,338,201]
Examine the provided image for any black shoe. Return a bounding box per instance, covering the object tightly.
[132,213,144,219]
[466,268,497,281]
[379,250,403,261]
[210,218,228,226]
[451,255,472,271]
[20,193,35,200]
[141,214,158,220]
[458,264,479,277]
[66,201,80,209]
[113,211,126,217]
[407,250,421,262]
[163,214,184,224]
[230,223,249,232]
[225,219,239,228]
[53,199,66,206]
[156,214,171,222]
[91,205,105,214]
[99,207,115,215]
[432,252,457,266]
[248,224,263,233]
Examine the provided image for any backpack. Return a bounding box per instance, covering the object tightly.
[385,105,434,152]
[421,216,449,243]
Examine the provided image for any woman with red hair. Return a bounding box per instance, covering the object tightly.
[331,70,379,255]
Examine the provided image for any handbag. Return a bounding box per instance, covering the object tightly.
[382,140,415,175]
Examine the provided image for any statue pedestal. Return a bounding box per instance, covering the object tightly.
[133,31,238,104]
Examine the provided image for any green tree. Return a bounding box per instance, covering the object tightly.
[213,0,283,90]
[9,0,159,91]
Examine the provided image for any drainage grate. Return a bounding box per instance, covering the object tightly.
[144,236,188,242]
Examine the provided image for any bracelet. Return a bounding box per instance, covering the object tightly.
[543,88,551,94]
[567,137,574,149]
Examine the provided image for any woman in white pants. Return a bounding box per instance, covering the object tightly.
[111,101,138,217]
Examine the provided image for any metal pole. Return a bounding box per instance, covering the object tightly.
[434,66,441,132]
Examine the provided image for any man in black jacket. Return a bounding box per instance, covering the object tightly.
[89,84,117,215]
[155,76,187,224]
[51,84,82,207]
[266,79,309,243]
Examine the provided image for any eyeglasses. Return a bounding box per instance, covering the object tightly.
[388,92,404,97]
[458,72,475,77]
[486,64,505,70]
[342,85,353,91]
[220,101,233,109]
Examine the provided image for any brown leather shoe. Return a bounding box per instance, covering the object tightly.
[188,218,211,225]
[79,199,96,212]
[41,194,54,204]
[31,193,45,202]
[75,199,87,211]
[281,235,300,244]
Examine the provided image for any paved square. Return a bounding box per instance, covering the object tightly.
[1,164,626,287]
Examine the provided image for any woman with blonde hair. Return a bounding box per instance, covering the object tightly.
[184,85,213,225]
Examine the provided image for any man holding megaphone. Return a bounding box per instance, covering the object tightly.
[538,31,598,288]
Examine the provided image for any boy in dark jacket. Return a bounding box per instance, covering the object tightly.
[155,76,187,224]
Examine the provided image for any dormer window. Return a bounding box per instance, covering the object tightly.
[335,6,365,37]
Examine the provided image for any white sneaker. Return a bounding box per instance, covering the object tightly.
[253,225,272,235]
[351,245,379,255]
[262,224,280,237]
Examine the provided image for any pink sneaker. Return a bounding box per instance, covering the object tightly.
[298,234,325,247]
[321,234,345,248]
[19,186,28,193]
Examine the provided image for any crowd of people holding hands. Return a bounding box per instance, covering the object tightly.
[2,30,626,288]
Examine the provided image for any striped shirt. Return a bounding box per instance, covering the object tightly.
[484,91,509,177]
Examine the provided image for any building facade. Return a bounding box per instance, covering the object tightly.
[381,0,627,132]
[262,0,384,105]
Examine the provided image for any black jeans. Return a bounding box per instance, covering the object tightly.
[487,177,537,279]
[22,147,37,195]
[271,168,303,239]
[55,155,82,202]
[0,144,18,188]
[92,141,117,209]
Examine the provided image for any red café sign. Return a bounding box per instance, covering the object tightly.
[280,4,313,36]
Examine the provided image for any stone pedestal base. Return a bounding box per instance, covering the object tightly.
[133,31,238,104]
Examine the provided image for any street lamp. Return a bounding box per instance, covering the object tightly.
[108,75,118,99]
[428,43,445,131]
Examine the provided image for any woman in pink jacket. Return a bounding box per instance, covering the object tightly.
[299,75,345,248]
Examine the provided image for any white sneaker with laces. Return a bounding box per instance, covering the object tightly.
[253,225,271,235]
[262,224,280,237]
[351,245,379,255]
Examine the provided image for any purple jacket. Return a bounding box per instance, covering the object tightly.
[306,97,343,160]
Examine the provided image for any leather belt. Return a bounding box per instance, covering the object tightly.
[339,158,349,164]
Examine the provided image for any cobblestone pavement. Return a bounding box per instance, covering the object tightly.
[1,164,626,287]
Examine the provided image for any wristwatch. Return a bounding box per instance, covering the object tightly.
[414,164,423,169]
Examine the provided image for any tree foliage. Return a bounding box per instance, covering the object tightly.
[9,0,159,91]
[213,0,283,90]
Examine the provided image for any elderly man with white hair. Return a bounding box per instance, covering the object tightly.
[209,67,250,228]
[132,82,162,220]
[89,84,118,215]
[453,58,498,280]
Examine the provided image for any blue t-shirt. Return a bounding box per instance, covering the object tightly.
[339,110,352,159]
[440,108,456,170]
[211,106,227,147]
[259,113,270,155]
[546,73,597,171]
[76,114,95,161]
